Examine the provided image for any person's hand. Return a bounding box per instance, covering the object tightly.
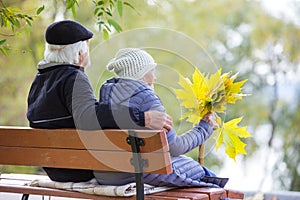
[202,112,219,130]
[145,110,173,131]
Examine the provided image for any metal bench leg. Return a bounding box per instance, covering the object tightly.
[127,130,148,200]
[21,194,29,200]
[135,172,144,200]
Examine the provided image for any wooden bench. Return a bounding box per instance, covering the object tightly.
[0,126,244,200]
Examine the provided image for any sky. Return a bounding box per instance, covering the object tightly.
[261,0,300,26]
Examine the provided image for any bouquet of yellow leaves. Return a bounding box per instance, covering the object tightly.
[174,68,252,161]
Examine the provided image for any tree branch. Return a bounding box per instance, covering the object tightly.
[0,0,6,8]
[0,32,15,37]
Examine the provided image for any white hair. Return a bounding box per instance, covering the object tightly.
[44,40,89,64]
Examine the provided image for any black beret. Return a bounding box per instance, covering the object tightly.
[45,20,93,45]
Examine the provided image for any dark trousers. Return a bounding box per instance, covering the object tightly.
[43,167,94,182]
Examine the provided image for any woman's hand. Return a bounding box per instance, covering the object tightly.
[145,110,173,131]
[202,112,219,130]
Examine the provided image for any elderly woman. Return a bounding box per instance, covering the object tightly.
[94,48,228,188]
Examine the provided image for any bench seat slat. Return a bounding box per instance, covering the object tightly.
[226,189,244,199]
[0,126,169,153]
[0,146,172,174]
[0,184,192,200]
[145,196,190,200]
[171,188,227,200]
[0,184,117,199]
[153,191,209,200]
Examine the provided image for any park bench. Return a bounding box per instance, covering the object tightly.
[0,126,244,200]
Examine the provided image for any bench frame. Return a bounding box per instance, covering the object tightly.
[0,126,244,200]
[126,130,147,200]
[0,126,172,200]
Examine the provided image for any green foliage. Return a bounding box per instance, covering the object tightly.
[66,0,78,18]
[0,0,137,55]
[92,0,135,39]
[0,0,44,55]
[65,0,136,39]
[0,6,33,31]
[0,39,8,55]
[36,5,44,15]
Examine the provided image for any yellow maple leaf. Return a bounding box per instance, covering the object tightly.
[203,69,228,114]
[222,71,248,104]
[174,70,211,124]
[215,117,252,161]
[191,69,210,118]
[174,75,198,109]
[192,67,209,100]
[207,69,224,97]
[174,75,200,124]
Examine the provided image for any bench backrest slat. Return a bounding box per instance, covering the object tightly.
[0,126,169,153]
[0,126,172,174]
[0,147,171,174]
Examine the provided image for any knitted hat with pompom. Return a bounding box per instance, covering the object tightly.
[107,48,156,80]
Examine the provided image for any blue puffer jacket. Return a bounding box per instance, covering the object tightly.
[94,78,228,188]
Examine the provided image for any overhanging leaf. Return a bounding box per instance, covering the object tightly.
[103,29,109,40]
[71,5,77,19]
[0,39,6,45]
[36,5,45,15]
[108,18,122,32]
[117,0,123,16]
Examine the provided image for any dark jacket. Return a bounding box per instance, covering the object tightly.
[27,62,144,182]
[28,64,82,128]
[94,78,228,188]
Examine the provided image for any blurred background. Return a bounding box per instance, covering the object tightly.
[0,0,299,194]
